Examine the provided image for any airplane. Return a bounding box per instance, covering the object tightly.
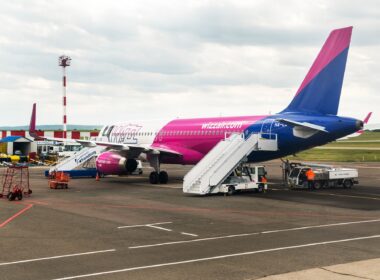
[339,112,372,140]
[31,26,363,184]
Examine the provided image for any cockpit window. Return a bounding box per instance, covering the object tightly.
[102,126,109,136]
[106,126,114,136]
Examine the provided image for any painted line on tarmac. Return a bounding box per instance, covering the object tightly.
[117,222,172,229]
[26,200,50,205]
[118,221,198,236]
[147,225,173,232]
[340,191,380,198]
[315,192,380,201]
[152,185,183,189]
[272,188,380,198]
[52,235,380,280]
[129,218,380,249]
[0,249,116,266]
[181,232,198,237]
[0,203,33,228]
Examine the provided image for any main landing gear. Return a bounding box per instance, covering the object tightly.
[149,171,168,184]
[149,154,169,184]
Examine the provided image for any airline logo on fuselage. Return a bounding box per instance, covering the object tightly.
[201,121,246,130]
[109,124,142,144]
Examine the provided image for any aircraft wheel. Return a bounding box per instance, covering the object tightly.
[149,172,159,184]
[159,171,168,184]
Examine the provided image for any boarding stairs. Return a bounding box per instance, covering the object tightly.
[49,146,105,173]
[183,133,278,195]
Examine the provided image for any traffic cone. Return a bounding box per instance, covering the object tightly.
[96,173,100,181]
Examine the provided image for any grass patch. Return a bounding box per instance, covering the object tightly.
[288,149,380,162]
[340,131,380,141]
[325,142,380,148]
[288,131,380,162]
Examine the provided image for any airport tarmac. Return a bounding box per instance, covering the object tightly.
[0,160,379,280]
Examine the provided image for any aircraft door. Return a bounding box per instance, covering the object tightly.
[260,118,277,139]
[260,119,274,134]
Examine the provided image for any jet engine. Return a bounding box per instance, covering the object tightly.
[96,151,138,175]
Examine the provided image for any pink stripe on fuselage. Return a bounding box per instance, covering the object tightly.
[152,115,267,164]
[295,27,352,96]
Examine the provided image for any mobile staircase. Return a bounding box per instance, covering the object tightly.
[47,146,106,177]
[183,133,278,195]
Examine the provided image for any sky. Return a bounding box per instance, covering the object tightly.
[0,0,379,126]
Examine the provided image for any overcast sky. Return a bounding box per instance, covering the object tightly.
[0,0,379,126]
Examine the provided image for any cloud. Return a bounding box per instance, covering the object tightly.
[0,0,378,126]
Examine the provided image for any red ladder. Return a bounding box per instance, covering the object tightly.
[0,166,32,200]
[1,167,16,198]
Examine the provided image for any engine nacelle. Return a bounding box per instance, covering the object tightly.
[96,151,138,175]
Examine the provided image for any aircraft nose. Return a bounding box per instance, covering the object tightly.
[356,120,364,130]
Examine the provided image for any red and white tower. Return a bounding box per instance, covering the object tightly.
[58,55,71,139]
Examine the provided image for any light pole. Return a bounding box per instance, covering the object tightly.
[59,55,71,139]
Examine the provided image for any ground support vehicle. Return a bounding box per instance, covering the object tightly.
[287,163,358,189]
[48,171,70,189]
[212,164,268,195]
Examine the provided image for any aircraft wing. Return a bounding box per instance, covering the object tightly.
[276,118,328,133]
[93,141,182,156]
[79,139,182,157]
[43,136,182,157]
[149,144,183,156]
[42,137,79,143]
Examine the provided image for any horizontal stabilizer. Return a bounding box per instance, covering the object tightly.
[363,112,372,124]
[276,118,328,132]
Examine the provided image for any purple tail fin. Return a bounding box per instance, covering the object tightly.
[282,27,353,115]
[29,103,38,139]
